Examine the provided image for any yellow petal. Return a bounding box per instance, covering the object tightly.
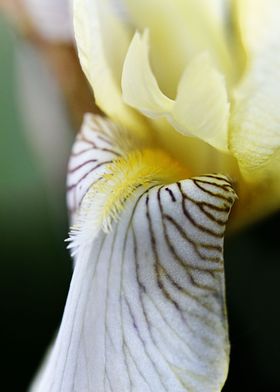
[123,0,235,97]
[230,0,280,179]
[31,114,236,392]
[122,30,174,117]
[173,53,230,152]
[122,31,230,152]
[73,0,147,137]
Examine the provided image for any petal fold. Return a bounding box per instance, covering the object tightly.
[122,32,230,152]
[31,115,236,392]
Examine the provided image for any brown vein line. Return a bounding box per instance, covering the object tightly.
[145,192,205,377]
[165,187,177,202]
[67,160,112,191]
[130,191,192,382]
[123,298,154,392]
[131,223,198,361]
[68,159,98,174]
[157,188,219,301]
[142,192,218,368]
[117,187,169,391]
[105,373,114,392]
[193,179,234,203]
[194,175,232,189]
[78,134,97,147]
[177,182,224,238]
[58,235,106,392]
[70,147,94,157]
[97,134,115,146]
[179,189,229,227]
[146,193,184,313]
[120,187,197,378]
[79,134,121,156]
[164,215,222,263]
[104,224,119,390]
[119,187,160,390]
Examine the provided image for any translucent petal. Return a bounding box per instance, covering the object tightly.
[122,0,234,97]
[173,53,230,152]
[73,0,147,136]
[31,116,236,392]
[122,32,230,152]
[122,30,174,117]
[230,0,280,179]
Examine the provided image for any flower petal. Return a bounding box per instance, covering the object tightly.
[31,116,236,392]
[122,30,174,117]
[230,0,280,179]
[73,0,147,136]
[122,31,230,152]
[121,0,234,96]
[173,53,230,152]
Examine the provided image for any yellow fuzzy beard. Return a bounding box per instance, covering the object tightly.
[69,148,189,253]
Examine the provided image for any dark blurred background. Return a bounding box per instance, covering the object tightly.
[1,15,280,392]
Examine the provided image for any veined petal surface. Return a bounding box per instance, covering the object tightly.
[31,116,236,392]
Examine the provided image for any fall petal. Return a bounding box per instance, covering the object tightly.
[31,115,236,392]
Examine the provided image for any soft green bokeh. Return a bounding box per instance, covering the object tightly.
[0,16,72,391]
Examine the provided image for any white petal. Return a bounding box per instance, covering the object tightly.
[31,117,236,392]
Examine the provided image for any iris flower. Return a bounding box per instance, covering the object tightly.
[31,0,280,391]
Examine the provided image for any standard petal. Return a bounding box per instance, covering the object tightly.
[122,0,234,96]
[122,30,174,117]
[122,31,230,152]
[173,53,230,152]
[230,0,280,179]
[73,0,147,136]
[31,116,236,392]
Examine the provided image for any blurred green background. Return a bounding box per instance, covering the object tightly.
[1,15,280,392]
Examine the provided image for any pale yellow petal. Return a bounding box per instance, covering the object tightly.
[73,0,147,136]
[122,30,174,117]
[230,0,280,179]
[173,53,230,152]
[123,0,234,97]
[122,32,230,152]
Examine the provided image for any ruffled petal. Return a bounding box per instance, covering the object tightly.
[122,31,230,152]
[30,115,236,392]
[230,0,280,179]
